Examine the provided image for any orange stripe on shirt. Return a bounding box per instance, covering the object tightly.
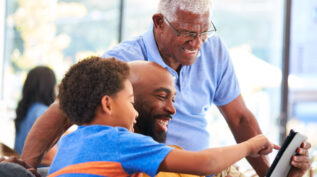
[48,161,130,177]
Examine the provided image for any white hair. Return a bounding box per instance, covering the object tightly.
[158,0,212,22]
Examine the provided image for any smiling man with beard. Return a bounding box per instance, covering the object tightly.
[129,61,176,144]
[129,61,207,177]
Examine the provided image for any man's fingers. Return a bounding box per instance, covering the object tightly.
[5,156,18,163]
[296,147,309,156]
[291,155,311,170]
[28,168,41,177]
[301,141,311,149]
[291,160,311,171]
[292,155,311,163]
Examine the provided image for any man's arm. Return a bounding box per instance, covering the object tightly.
[21,100,72,168]
[218,95,269,177]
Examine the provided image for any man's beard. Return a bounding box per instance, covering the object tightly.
[134,107,167,143]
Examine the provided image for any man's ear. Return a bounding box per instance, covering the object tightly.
[101,95,112,115]
[152,13,164,29]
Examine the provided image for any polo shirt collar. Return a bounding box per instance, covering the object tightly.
[142,24,169,68]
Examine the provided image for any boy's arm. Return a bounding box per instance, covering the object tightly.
[218,95,270,176]
[21,100,72,168]
[159,135,276,176]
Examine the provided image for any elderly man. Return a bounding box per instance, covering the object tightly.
[22,0,311,176]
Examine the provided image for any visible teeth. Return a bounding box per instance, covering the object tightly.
[158,120,168,126]
[184,48,197,52]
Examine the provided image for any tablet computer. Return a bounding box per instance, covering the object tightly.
[266,129,307,177]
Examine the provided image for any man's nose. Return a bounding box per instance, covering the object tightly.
[189,35,203,49]
[165,101,176,115]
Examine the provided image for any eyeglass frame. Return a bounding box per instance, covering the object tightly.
[163,16,217,41]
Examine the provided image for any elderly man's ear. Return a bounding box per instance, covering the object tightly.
[152,14,164,29]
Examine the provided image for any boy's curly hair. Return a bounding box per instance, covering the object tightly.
[58,57,130,125]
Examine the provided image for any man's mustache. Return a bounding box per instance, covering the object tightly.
[153,114,173,120]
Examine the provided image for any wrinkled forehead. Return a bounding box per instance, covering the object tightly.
[173,9,210,29]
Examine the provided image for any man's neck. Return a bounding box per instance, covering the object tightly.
[162,57,182,74]
[153,29,182,74]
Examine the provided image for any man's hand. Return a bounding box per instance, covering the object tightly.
[0,156,41,177]
[288,142,311,177]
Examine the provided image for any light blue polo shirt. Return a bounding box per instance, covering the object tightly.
[103,25,240,151]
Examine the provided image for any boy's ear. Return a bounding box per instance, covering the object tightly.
[101,95,112,115]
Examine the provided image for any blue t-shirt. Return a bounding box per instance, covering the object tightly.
[103,25,240,151]
[14,102,48,155]
[48,125,173,177]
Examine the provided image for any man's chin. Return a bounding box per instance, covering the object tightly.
[179,56,197,66]
[153,132,167,143]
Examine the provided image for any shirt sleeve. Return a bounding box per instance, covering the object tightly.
[117,132,173,177]
[213,37,241,106]
[102,36,146,62]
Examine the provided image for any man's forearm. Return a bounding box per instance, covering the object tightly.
[21,100,71,168]
[230,113,270,177]
[218,95,270,177]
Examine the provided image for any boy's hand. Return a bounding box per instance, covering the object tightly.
[245,134,280,157]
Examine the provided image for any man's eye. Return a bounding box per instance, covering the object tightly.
[157,95,167,100]
[182,32,195,38]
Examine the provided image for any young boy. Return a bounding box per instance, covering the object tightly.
[48,56,277,177]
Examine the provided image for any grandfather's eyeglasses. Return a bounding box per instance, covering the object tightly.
[164,17,217,41]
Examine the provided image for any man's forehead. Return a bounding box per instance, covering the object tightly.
[173,8,210,29]
[153,86,176,95]
[128,61,173,83]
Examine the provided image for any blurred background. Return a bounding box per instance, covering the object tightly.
[0,0,316,175]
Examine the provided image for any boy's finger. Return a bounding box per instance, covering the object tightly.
[273,144,280,150]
